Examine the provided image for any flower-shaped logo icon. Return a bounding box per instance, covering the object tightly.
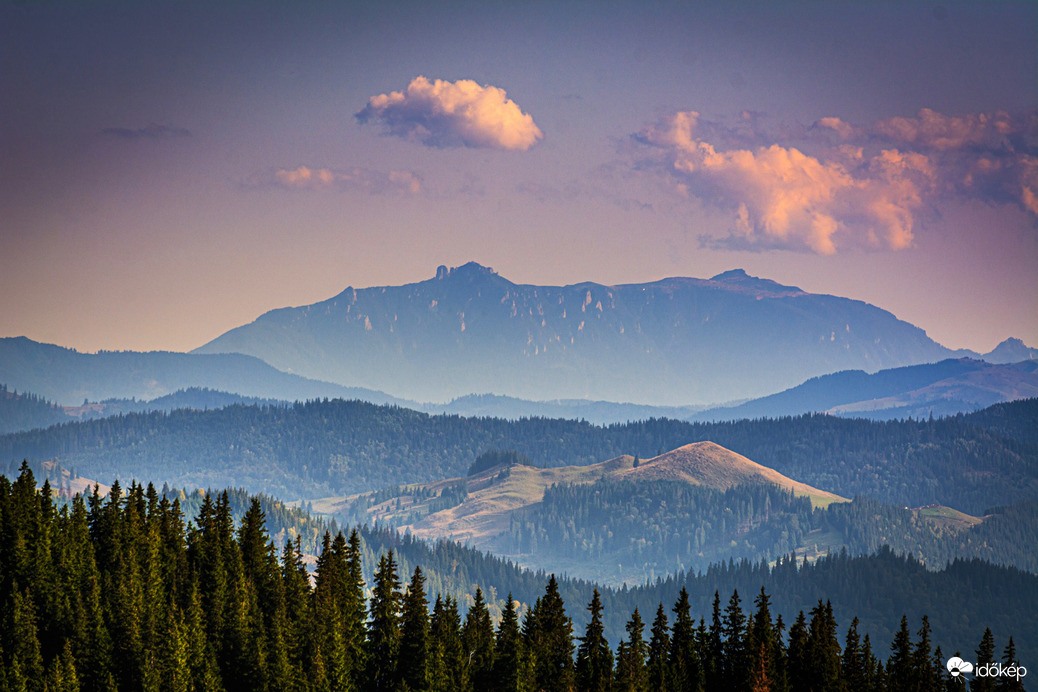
[946,657,974,679]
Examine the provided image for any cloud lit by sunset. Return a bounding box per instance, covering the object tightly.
[356,76,543,151]
[1,1,1035,355]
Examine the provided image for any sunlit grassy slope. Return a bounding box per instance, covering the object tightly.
[315,441,847,552]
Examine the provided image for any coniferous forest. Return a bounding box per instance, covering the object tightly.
[2,399,1036,514]
[2,464,1032,692]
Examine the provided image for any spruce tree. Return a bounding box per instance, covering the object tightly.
[996,637,1024,692]
[576,588,613,692]
[528,576,575,692]
[705,591,723,691]
[806,600,841,691]
[366,551,402,692]
[748,587,779,692]
[343,530,368,690]
[972,628,996,692]
[887,615,913,692]
[429,595,467,692]
[399,566,430,692]
[647,604,670,692]
[462,587,496,692]
[613,607,647,692]
[842,617,868,692]
[785,611,809,692]
[914,615,940,692]
[668,587,699,692]
[493,594,524,692]
[722,589,748,691]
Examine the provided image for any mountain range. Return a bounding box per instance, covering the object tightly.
[193,262,1029,405]
[0,335,409,407]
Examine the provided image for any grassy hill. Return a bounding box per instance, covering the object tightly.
[323,442,845,551]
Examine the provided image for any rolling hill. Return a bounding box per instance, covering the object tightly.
[692,358,1038,421]
[321,441,1037,584]
[322,442,845,550]
[0,336,408,406]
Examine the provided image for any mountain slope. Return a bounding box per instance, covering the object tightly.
[193,262,961,405]
[0,336,410,406]
[2,398,1035,513]
[328,441,845,548]
[693,358,1038,421]
[326,442,1037,584]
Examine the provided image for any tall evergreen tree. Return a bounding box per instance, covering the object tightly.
[842,617,869,692]
[722,589,748,691]
[887,615,914,692]
[805,600,841,692]
[462,587,496,692]
[613,607,647,692]
[785,611,809,692]
[647,604,670,692]
[576,589,613,692]
[668,587,699,692]
[913,615,940,692]
[972,628,996,692]
[429,595,467,692]
[995,637,1025,692]
[493,594,524,692]
[399,566,430,692]
[343,530,368,690]
[528,575,575,692]
[366,551,402,692]
[704,591,724,692]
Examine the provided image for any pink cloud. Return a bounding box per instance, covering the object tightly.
[263,165,422,195]
[639,112,932,254]
[357,76,543,151]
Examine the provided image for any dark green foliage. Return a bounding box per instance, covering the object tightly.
[493,594,524,692]
[668,587,699,692]
[463,587,496,692]
[468,449,532,476]
[399,566,430,691]
[0,384,66,435]
[576,589,613,692]
[972,628,997,692]
[4,398,1036,514]
[613,607,647,692]
[527,576,576,692]
[366,551,402,691]
[504,480,814,580]
[428,595,466,692]
[0,467,1033,692]
[646,604,670,692]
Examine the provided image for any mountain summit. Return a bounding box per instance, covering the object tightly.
[193,263,959,405]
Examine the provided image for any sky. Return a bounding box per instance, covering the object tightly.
[1,0,1036,355]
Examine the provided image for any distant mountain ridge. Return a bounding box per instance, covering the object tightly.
[192,262,1013,405]
[0,336,409,406]
[3,340,1035,435]
[692,358,1038,421]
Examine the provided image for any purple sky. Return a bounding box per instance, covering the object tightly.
[2,0,1036,355]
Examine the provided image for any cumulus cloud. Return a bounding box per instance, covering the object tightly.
[639,112,932,254]
[634,108,1037,254]
[356,76,543,150]
[255,165,422,195]
[101,123,191,139]
[871,108,1017,151]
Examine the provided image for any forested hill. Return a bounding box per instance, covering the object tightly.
[0,384,67,435]
[2,398,1035,514]
[2,465,1034,691]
